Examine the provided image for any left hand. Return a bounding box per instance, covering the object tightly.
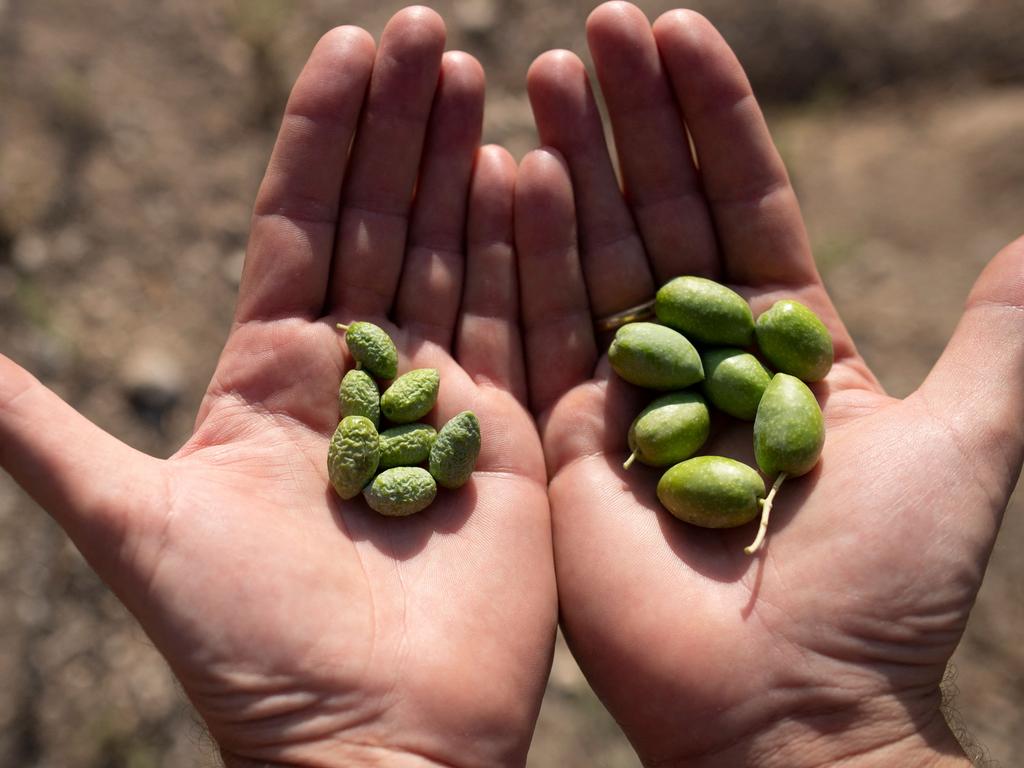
[516,3,1020,766]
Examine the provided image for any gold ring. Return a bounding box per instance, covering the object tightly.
[595,299,656,332]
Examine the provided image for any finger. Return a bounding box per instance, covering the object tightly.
[516,149,598,416]
[456,145,527,403]
[586,2,719,283]
[652,10,817,287]
[917,236,1024,498]
[527,50,656,319]
[329,6,446,318]
[394,51,485,347]
[237,26,375,323]
[0,355,163,555]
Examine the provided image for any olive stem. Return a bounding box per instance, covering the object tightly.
[623,451,637,470]
[745,472,787,555]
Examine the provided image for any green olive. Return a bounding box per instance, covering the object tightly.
[429,411,481,489]
[625,392,710,468]
[753,373,825,478]
[754,300,833,382]
[381,369,440,424]
[364,467,437,517]
[700,347,772,421]
[338,369,380,427]
[657,456,766,528]
[608,322,704,390]
[655,276,755,346]
[378,423,437,470]
[327,416,380,500]
[744,373,825,554]
[337,321,398,380]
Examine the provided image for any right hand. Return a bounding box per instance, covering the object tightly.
[1,8,555,767]
[517,3,1021,765]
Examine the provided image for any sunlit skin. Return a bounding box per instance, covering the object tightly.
[517,3,1022,766]
[0,8,555,767]
[1,2,1022,767]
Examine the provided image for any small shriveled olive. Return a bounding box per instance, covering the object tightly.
[337,321,398,380]
[429,411,481,489]
[364,467,437,516]
[381,369,440,424]
[327,416,380,500]
[338,369,380,427]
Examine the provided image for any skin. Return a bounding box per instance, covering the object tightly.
[1,4,1021,768]
[520,2,1023,766]
[0,8,554,768]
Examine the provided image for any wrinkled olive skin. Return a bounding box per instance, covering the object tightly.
[701,348,772,421]
[363,467,437,517]
[754,300,833,382]
[627,392,710,467]
[343,321,399,380]
[381,369,440,424]
[608,322,704,390]
[655,276,755,346]
[753,373,825,477]
[657,456,766,528]
[429,411,481,489]
[378,423,437,469]
[338,369,380,427]
[328,416,380,500]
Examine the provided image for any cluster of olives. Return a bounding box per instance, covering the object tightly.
[328,321,481,516]
[609,276,830,554]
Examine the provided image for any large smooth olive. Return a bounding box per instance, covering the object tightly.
[700,347,772,421]
[627,392,710,467]
[657,456,766,528]
[753,373,824,477]
[608,322,704,390]
[655,276,755,346]
[754,300,833,382]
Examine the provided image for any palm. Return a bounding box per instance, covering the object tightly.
[543,332,1004,762]
[131,319,550,765]
[0,9,555,768]
[520,4,1023,765]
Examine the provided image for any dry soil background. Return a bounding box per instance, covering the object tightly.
[1,1,1023,766]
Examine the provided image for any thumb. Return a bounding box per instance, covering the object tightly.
[918,235,1024,493]
[0,353,164,558]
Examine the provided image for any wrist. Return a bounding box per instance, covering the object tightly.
[221,746,461,768]
[640,690,972,768]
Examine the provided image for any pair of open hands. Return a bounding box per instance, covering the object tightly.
[2,4,1022,767]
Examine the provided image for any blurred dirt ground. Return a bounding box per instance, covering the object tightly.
[1,0,1023,766]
